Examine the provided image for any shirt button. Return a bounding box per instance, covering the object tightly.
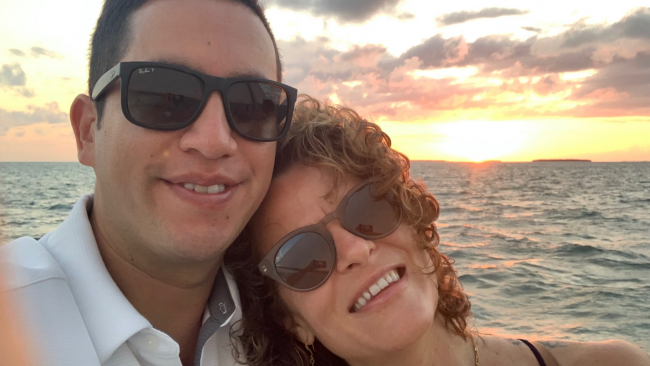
[142,334,160,352]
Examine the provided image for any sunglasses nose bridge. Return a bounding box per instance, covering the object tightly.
[178,84,238,158]
[329,223,375,273]
[203,77,228,109]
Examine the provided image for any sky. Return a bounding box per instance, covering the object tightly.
[0,0,649,162]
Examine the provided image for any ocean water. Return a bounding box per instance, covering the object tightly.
[1,161,649,352]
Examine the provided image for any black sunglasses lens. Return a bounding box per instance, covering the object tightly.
[275,232,333,289]
[345,185,400,237]
[127,67,203,129]
[228,81,289,140]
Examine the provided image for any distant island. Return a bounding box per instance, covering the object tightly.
[532,159,592,162]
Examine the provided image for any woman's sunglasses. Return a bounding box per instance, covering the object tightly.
[91,61,298,142]
[258,180,402,292]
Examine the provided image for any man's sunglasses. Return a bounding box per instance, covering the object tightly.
[91,61,298,142]
[258,180,402,292]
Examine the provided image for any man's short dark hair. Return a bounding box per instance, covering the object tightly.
[89,0,283,127]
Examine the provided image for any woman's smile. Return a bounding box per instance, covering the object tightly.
[350,266,406,313]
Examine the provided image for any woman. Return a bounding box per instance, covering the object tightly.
[225,97,650,366]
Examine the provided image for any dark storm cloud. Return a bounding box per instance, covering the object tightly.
[0,102,68,135]
[267,0,403,22]
[8,49,26,57]
[30,46,62,59]
[436,7,529,26]
[562,7,650,48]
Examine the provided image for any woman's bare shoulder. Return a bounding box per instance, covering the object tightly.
[538,339,650,366]
[476,335,649,366]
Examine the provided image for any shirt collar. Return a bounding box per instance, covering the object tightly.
[43,195,151,363]
[44,195,242,364]
[194,267,237,365]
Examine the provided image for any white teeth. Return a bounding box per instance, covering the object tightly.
[182,183,225,194]
[207,184,224,194]
[377,278,389,289]
[390,272,399,282]
[353,269,401,312]
[369,284,381,296]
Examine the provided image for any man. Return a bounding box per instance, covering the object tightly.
[0,0,295,365]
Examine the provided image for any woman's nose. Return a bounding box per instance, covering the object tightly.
[329,222,376,272]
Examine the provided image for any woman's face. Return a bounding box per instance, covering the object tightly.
[250,165,439,362]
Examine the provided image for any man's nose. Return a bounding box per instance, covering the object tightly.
[179,91,238,159]
[330,223,375,273]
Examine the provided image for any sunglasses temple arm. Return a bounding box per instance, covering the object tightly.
[318,212,338,226]
[91,63,121,100]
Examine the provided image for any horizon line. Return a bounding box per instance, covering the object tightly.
[2,160,649,164]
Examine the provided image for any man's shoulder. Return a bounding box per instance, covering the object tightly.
[1,236,102,366]
[0,235,66,291]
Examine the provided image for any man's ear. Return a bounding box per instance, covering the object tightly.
[70,94,97,167]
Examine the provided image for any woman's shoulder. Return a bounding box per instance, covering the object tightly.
[477,336,649,366]
[537,339,650,366]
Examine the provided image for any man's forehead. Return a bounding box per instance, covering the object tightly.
[124,0,277,79]
[141,57,271,79]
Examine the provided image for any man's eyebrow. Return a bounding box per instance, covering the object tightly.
[148,57,270,79]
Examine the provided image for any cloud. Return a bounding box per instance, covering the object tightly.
[8,49,26,57]
[436,7,530,26]
[30,46,62,59]
[0,63,36,98]
[397,12,414,21]
[0,63,26,86]
[276,8,650,121]
[561,8,650,48]
[15,87,35,98]
[566,51,650,116]
[0,102,68,135]
[522,26,542,33]
[267,0,403,23]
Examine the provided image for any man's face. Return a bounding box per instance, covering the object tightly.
[90,0,277,265]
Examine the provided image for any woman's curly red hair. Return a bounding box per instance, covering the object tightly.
[225,96,472,366]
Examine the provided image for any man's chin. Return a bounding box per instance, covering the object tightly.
[157,228,238,262]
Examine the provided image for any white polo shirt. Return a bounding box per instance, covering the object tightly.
[0,195,244,366]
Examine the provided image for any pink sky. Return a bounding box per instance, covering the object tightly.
[1,0,649,162]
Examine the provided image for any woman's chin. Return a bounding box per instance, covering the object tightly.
[327,306,436,361]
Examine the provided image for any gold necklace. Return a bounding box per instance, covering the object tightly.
[471,336,480,366]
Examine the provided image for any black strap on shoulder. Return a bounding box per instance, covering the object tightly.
[519,339,547,366]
